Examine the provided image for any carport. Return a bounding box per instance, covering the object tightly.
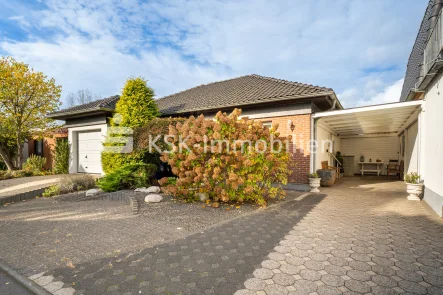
[311,100,423,178]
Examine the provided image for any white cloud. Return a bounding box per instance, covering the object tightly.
[355,79,404,107]
[8,16,31,28]
[0,0,428,108]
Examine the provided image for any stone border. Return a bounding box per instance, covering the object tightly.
[0,258,51,295]
[96,190,140,215]
[0,187,49,206]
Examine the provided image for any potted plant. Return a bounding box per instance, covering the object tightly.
[307,173,321,193]
[404,172,423,201]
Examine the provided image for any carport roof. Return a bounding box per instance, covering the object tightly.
[313,100,422,137]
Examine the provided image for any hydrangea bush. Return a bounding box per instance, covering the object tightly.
[159,109,292,206]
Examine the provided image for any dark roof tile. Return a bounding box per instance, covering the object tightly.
[156,74,334,115]
[400,0,435,101]
[47,95,119,117]
[48,75,335,118]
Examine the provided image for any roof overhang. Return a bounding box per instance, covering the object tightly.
[312,100,423,137]
[47,107,114,120]
[160,91,341,116]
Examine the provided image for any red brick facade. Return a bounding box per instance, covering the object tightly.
[258,114,311,184]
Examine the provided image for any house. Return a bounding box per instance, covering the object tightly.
[46,0,443,217]
[47,74,343,189]
[308,0,443,217]
[398,0,443,216]
[23,128,68,170]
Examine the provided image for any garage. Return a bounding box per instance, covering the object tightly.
[312,100,423,178]
[77,130,103,174]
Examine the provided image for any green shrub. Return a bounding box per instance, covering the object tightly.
[42,185,60,197]
[307,172,319,178]
[101,151,144,174]
[0,160,7,171]
[112,77,159,128]
[53,138,70,174]
[404,172,421,184]
[23,155,46,172]
[12,170,34,178]
[0,170,12,180]
[98,163,157,192]
[42,174,96,197]
[0,169,50,180]
[101,77,160,174]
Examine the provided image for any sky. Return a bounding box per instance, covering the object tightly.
[0,0,428,108]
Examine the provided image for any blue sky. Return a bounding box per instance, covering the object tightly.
[0,0,428,108]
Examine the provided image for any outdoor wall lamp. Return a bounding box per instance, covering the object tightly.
[288,120,295,131]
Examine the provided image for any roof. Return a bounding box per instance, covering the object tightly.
[400,0,437,101]
[156,74,338,115]
[48,75,338,119]
[47,95,119,118]
[313,100,423,137]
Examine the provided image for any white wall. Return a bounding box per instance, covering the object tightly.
[404,120,419,174]
[341,136,399,175]
[315,123,341,170]
[421,75,443,216]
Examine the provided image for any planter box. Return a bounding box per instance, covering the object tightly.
[406,183,424,201]
[316,169,336,187]
[308,178,321,193]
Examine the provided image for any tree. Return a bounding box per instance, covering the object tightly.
[0,56,62,169]
[66,89,100,107]
[101,77,159,174]
[0,122,16,170]
[113,77,159,127]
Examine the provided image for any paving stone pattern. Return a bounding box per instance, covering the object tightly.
[46,193,323,295]
[236,178,443,295]
[0,197,192,276]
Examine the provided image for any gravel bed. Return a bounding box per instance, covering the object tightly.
[52,191,91,202]
[130,190,302,232]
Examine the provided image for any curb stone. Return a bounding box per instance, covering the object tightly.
[0,258,51,295]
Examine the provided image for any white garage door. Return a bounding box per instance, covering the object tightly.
[78,131,103,174]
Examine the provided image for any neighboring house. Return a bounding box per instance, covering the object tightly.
[398,0,443,217]
[23,128,68,170]
[47,74,343,188]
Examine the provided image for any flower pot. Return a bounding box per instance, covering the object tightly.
[308,178,321,193]
[405,183,424,201]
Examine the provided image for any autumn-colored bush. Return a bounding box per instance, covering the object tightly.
[159,109,292,206]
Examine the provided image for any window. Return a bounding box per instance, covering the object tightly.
[262,121,272,129]
[35,140,44,156]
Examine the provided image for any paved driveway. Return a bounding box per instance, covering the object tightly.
[2,177,443,295]
[237,177,443,295]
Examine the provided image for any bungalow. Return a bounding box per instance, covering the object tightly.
[46,0,443,218]
[47,74,343,189]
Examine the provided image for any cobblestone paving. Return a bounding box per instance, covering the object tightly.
[0,197,192,276]
[236,178,443,295]
[44,192,320,294]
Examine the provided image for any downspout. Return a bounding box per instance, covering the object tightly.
[328,97,337,111]
[310,115,316,173]
[428,1,443,39]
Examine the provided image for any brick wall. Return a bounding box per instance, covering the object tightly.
[258,114,311,184]
[27,134,68,171]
